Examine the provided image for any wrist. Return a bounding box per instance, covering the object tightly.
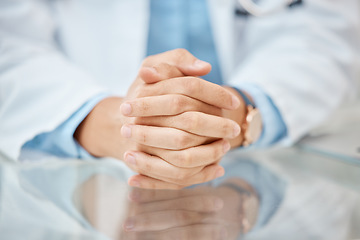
[74,97,126,158]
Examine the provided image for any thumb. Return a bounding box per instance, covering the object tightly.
[141,49,212,84]
[179,59,212,77]
[139,61,211,84]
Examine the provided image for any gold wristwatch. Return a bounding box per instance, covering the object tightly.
[235,89,262,147]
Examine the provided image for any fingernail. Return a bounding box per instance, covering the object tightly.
[214,198,224,210]
[215,168,224,178]
[121,125,132,138]
[223,141,231,153]
[233,124,241,138]
[125,153,136,166]
[120,103,132,116]
[193,59,210,69]
[124,219,135,231]
[232,95,240,109]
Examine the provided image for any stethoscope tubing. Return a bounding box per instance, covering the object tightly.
[237,0,294,17]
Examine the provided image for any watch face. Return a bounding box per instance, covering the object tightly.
[245,109,262,144]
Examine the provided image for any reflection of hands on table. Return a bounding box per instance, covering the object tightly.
[75,49,246,189]
[121,179,259,240]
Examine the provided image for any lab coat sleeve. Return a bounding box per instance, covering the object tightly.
[22,94,109,159]
[0,1,108,160]
[227,0,360,145]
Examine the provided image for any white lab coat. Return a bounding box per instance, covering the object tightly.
[0,0,359,160]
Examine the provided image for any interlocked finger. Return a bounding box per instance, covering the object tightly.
[134,111,240,139]
[139,62,185,84]
[124,151,204,181]
[140,77,240,110]
[121,124,208,150]
[140,139,230,168]
[121,94,221,117]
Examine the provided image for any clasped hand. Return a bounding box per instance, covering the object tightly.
[120,49,242,189]
[75,49,243,189]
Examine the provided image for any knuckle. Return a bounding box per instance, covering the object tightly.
[134,86,148,98]
[174,170,187,181]
[172,95,187,113]
[152,63,167,74]
[218,89,232,105]
[174,210,188,223]
[174,48,189,58]
[153,62,168,69]
[186,113,201,131]
[201,169,211,183]
[174,132,192,148]
[182,77,200,95]
[175,169,194,181]
[143,161,153,173]
[153,62,171,72]
[176,150,192,167]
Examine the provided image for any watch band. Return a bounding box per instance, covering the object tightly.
[235,0,303,16]
[232,87,255,108]
[231,87,262,147]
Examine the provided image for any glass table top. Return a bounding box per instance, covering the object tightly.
[0,147,359,240]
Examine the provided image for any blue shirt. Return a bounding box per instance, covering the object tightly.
[23,0,287,157]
